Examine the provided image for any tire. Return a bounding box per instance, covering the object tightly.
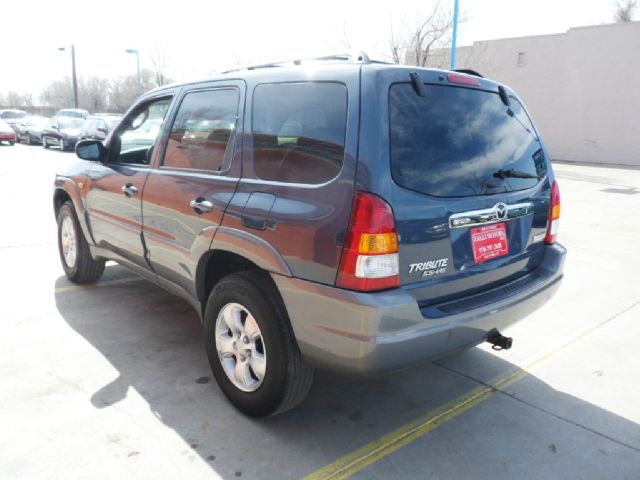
[26,133,32,145]
[43,136,49,149]
[57,201,105,283]
[204,272,314,417]
[59,138,66,151]
[9,141,15,146]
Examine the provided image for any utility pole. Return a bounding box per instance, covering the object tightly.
[450,0,460,70]
[126,49,141,97]
[58,45,79,108]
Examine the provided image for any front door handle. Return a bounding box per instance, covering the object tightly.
[121,183,139,198]
[190,198,214,214]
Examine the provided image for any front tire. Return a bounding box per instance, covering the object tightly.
[26,133,33,145]
[43,136,49,149]
[204,272,314,417]
[57,201,105,283]
[59,138,66,151]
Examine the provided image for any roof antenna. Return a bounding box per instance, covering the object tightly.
[410,72,426,97]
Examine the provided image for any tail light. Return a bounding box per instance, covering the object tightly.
[336,192,400,291]
[545,180,561,244]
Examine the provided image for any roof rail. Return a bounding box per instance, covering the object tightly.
[219,51,372,74]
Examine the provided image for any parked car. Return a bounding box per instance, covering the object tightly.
[0,119,17,145]
[54,53,565,417]
[0,109,28,130]
[54,108,90,120]
[42,117,84,151]
[14,116,49,145]
[79,115,122,141]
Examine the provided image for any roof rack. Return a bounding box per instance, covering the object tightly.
[219,51,373,74]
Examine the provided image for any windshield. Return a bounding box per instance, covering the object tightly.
[2,111,26,119]
[389,83,547,197]
[27,117,48,127]
[105,117,121,129]
[58,118,85,129]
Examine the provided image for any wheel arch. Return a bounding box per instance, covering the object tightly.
[53,179,94,245]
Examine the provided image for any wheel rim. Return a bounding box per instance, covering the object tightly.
[60,215,77,268]
[215,302,267,392]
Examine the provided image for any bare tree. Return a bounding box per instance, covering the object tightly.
[81,76,110,112]
[614,0,638,21]
[389,21,405,64]
[331,20,352,50]
[40,79,74,109]
[108,69,156,113]
[149,46,172,87]
[388,3,457,66]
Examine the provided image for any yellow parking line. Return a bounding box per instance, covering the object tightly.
[54,276,143,293]
[304,301,639,480]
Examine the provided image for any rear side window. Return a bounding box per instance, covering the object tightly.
[252,82,347,184]
[163,88,239,171]
[389,83,546,197]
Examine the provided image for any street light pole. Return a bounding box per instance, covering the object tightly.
[126,49,141,98]
[450,0,460,70]
[58,45,79,108]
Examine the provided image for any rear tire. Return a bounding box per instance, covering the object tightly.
[43,136,49,149]
[9,141,15,146]
[204,272,314,417]
[57,201,105,283]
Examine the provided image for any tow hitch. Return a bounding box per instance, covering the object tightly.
[487,330,513,351]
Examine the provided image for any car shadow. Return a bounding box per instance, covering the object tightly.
[54,265,640,479]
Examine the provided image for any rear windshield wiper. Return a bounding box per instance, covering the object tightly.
[493,169,539,180]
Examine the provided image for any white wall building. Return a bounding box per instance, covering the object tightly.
[428,22,640,167]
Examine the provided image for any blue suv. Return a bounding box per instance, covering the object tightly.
[54,52,565,417]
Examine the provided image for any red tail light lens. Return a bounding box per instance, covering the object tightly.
[336,192,400,291]
[545,180,561,244]
[447,73,481,87]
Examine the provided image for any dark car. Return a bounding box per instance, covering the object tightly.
[14,116,49,144]
[53,52,565,417]
[54,108,90,120]
[0,109,28,130]
[42,117,84,151]
[0,119,17,145]
[79,115,122,141]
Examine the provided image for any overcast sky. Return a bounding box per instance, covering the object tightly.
[2,0,617,98]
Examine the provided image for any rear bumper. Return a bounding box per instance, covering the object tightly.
[274,243,566,376]
[0,133,16,141]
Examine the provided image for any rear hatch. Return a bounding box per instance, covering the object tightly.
[359,67,554,310]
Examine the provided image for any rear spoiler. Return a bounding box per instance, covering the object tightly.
[453,69,483,78]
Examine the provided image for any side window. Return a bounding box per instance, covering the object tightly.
[252,82,347,184]
[113,97,172,165]
[163,88,239,172]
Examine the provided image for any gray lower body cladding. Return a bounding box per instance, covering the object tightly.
[273,243,566,376]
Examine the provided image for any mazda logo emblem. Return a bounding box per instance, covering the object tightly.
[495,203,507,219]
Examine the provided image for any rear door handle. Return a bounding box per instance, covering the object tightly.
[190,198,214,214]
[121,183,139,198]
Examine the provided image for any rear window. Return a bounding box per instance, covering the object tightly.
[252,82,347,184]
[389,83,546,197]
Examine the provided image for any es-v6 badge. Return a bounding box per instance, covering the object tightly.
[408,258,449,277]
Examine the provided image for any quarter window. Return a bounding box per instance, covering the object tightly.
[163,89,239,171]
[252,82,347,184]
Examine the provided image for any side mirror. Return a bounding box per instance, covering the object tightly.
[76,140,106,162]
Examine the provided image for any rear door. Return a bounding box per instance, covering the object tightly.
[360,68,553,306]
[141,82,244,300]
